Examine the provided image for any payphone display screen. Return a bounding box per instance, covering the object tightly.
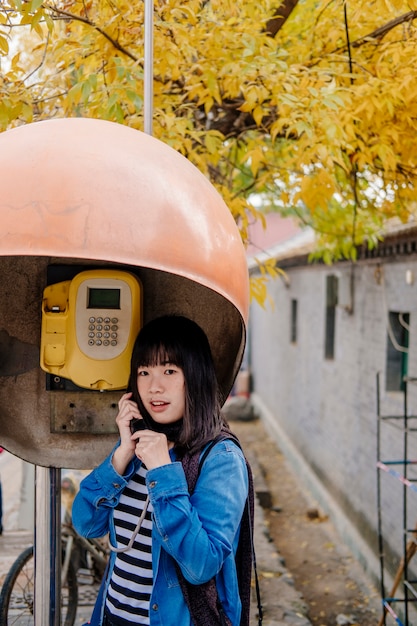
[87,288,121,309]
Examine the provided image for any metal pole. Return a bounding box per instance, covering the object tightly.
[144,0,154,136]
[34,466,61,625]
[403,379,409,624]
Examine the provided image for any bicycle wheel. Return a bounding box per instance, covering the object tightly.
[0,545,78,626]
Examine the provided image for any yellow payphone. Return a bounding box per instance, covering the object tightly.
[40,269,142,390]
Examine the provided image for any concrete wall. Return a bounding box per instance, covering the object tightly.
[249,254,417,589]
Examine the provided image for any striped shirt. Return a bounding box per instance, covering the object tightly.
[105,465,153,625]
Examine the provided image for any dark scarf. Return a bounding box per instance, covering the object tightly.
[177,432,255,626]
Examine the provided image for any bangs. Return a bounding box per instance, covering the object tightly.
[134,341,182,368]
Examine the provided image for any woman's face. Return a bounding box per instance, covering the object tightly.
[137,361,185,425]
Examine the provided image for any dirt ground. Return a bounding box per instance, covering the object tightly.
[231,418,382,626]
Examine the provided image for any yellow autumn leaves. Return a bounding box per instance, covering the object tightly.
[1,0,417,292]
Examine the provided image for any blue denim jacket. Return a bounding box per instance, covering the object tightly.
[72,438,248,626]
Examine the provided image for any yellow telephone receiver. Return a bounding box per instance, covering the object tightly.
[40,269,142,390]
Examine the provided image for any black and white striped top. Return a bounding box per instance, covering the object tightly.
[105,464,153,625]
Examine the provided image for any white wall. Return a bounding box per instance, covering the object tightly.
[249,256,417,591]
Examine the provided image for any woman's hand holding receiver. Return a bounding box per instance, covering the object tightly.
[112,392,143,475]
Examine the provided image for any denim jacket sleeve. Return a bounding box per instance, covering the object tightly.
[72,444,139,539]
[147,438,248,585]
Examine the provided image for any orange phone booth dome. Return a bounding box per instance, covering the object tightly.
[0,118,249,467]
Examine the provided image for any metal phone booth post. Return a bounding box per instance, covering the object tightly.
[0,117,249,625]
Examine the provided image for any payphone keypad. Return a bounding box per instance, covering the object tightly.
[88,316,119,347]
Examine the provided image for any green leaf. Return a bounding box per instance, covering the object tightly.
[30,0,44,12]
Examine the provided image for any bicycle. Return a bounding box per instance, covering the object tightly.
[0,513,109,625]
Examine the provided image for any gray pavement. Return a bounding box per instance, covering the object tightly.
[249,498,312,626]
[0,445,312,626]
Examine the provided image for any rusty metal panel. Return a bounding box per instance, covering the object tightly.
[49,391,119,435]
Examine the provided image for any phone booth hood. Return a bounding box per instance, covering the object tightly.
[0,118,249,468]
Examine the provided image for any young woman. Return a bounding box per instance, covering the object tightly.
[72,315,251,626]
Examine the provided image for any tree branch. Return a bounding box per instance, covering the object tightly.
[348,10,417,49]
[23,31,50,82]
[265,0,300,37]
[44,3,139,62]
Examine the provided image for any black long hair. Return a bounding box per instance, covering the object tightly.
[128,315,227,454]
